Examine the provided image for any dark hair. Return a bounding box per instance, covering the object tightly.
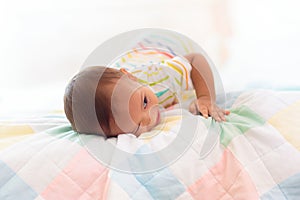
[64,66,124,136]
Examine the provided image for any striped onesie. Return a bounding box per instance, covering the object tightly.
[131,56,194,108]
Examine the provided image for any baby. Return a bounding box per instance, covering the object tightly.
[64,53,230,137]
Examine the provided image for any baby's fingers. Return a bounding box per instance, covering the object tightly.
[219,109,230,122]
[214,108,227,122]
[223,110,230,115]
[198,105,209,118]
[218,110,226,121]
[211,110,222,122]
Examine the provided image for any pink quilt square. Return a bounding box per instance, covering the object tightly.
[41,149,109,199]
[188,149,259,200]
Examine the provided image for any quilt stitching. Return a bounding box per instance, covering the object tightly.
[130,170,184,200]
[242,131,289,197]
[1,133,79,194]
[77,168,110,199]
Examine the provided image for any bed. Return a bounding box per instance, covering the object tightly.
[1,89,300,199]
[1,29,300,199]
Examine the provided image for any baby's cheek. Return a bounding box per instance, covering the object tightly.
[128,103,139,123]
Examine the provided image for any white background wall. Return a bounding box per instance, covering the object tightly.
[0,0,300,114]
[223,0,300,90]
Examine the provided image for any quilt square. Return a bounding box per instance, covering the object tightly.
[0,160,37,200]
[41,149,108,199]
[188,149,258,199]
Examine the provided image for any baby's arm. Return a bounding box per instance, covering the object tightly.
[184,53,230,122]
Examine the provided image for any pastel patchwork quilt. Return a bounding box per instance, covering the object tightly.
[0,90,300,199]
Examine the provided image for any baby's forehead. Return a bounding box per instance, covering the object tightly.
[114,76,143,94]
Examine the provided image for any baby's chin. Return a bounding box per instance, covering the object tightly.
[135,116,161,137]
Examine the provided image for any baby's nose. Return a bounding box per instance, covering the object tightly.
[139,108,153,127]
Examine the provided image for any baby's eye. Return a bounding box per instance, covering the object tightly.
[143,97,148,109]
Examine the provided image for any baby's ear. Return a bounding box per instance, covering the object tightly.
[120,68,137,81]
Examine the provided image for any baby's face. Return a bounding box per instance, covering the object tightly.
[109,75,160,137]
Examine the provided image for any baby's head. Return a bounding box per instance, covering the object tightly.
[64,66,160,137]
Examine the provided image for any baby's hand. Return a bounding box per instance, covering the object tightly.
[188,96,230,122]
